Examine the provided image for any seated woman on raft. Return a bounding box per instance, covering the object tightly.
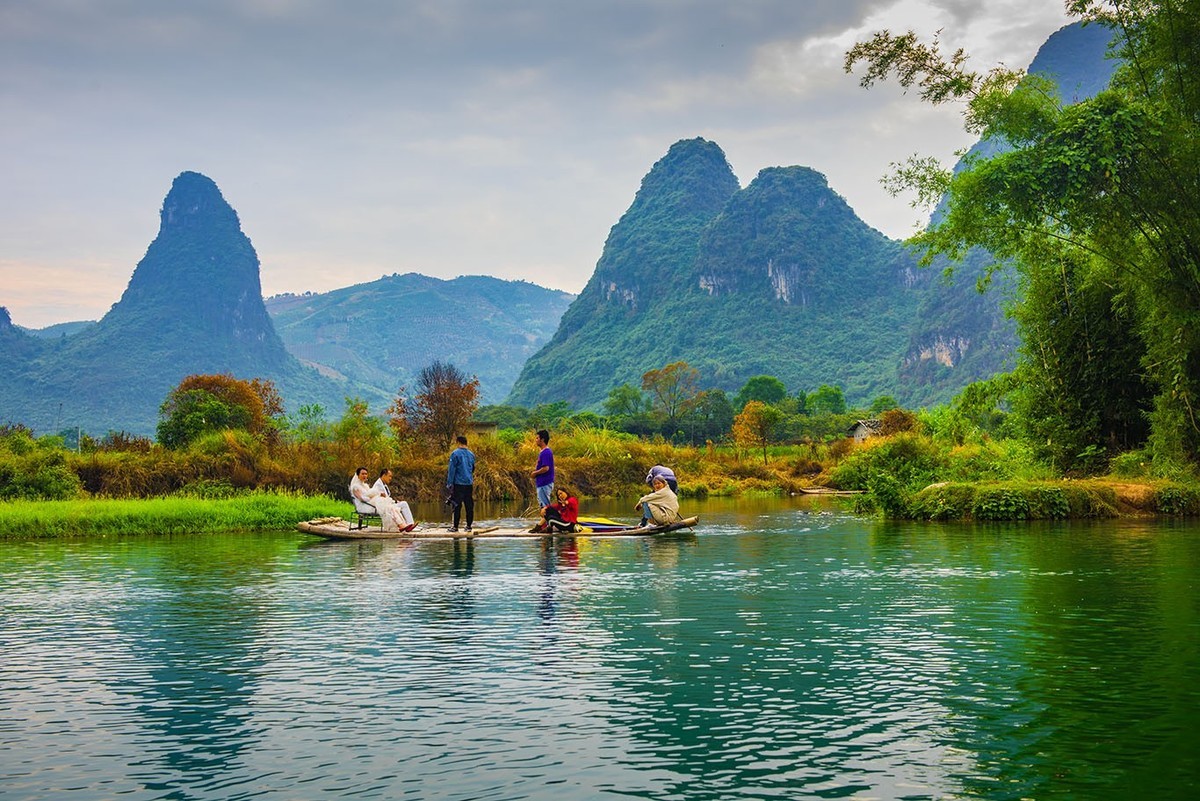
[636,475,681,528]
[350,467,418,532]
[533,487,579,533]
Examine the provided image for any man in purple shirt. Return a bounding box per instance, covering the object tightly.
[532,429,555,508]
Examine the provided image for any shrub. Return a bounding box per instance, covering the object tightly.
[1154,484,1200,515]
[1061,484,1118,518]
[908,483,977,521]
[173,479,240,499]
[0,449,83,501]
[972,487,1030,520]
[829,433,944,492]
[879,408,920,435]
[1109,450,1150,479]
[1026,486,1070,519]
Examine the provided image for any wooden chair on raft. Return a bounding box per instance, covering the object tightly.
[350,495,382,530]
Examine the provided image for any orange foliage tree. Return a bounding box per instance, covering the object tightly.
[732,400,785,464]
[157,374,285,449]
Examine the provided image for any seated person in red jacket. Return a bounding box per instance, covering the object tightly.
[536,487,579,533]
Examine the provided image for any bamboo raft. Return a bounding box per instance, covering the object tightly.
[297,516,700,541]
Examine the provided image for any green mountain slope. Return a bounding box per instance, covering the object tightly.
[507,138,741,407]
[512,22,1119,412]
[0,307,46,418]
[508,141,926,407]
[265,274,574,404]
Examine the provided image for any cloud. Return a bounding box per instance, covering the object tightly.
[0,0,1074,328]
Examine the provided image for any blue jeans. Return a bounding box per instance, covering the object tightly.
[536,483,555,508]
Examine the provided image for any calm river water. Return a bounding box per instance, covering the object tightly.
[1,497,1198,800]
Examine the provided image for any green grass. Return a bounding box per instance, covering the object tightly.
[0,491,346,538]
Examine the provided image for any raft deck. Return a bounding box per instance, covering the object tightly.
[297,516,699,541]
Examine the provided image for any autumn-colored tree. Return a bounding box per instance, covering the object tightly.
[390,361,480,449]
[732,400,785,464]
[157,374,284,449]
[385,393,415,447]
[879,408,919,436]
[641,361,700,430]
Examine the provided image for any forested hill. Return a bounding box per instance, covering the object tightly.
[507,138,740,407]
[507,138,926,408]
[0,172,576,435]
[265,275,574,405]
[0,172,346,436]
[509,22,1117,411]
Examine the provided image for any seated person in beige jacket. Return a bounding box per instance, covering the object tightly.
[636,476,681,527]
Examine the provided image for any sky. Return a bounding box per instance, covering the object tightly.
[1,0,1074,329]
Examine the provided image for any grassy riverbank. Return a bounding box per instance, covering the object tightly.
[899,479,1200,521]
[825,431,1200,520]
[5,423,1199,524]
[0,492,346,538]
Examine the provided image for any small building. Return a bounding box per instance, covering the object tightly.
[848,419,883,443]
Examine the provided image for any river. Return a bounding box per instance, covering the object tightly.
[1,496,1197,800]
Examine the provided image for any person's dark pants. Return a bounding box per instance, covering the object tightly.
[544,506,576,533]
[451,483,474,528]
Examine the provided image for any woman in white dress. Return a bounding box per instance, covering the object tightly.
[349,467,417,532]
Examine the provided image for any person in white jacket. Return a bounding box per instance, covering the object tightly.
[350,467,416,532]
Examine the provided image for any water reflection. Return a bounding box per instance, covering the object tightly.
[0,502,1196,800]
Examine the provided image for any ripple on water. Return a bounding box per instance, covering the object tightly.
[2,519,1199,799]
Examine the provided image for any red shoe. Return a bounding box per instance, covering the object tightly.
[404,523,418,532]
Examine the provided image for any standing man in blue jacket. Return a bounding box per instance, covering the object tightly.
[446,435,476,533]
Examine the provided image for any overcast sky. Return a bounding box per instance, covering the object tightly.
[1,0,1073,328]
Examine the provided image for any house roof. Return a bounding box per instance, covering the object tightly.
[848,419,883,435]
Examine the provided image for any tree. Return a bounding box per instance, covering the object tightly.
[732,400,785,464]
[285,404,331,445]
[845,1,1200,469]
[734,375,788,410]
[806,384,846,416]
[642,361,700,430]
[529,401,573,429]
[157,374,284,449]
[334,397,390,468]
[389,360,480,448]
[869,395,900,414]
[603,383,647,418]
[1008,248,1151,472]
[687,389,735,443]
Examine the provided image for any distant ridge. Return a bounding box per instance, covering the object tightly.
[18,320,96,339]
[265,274,574,404]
